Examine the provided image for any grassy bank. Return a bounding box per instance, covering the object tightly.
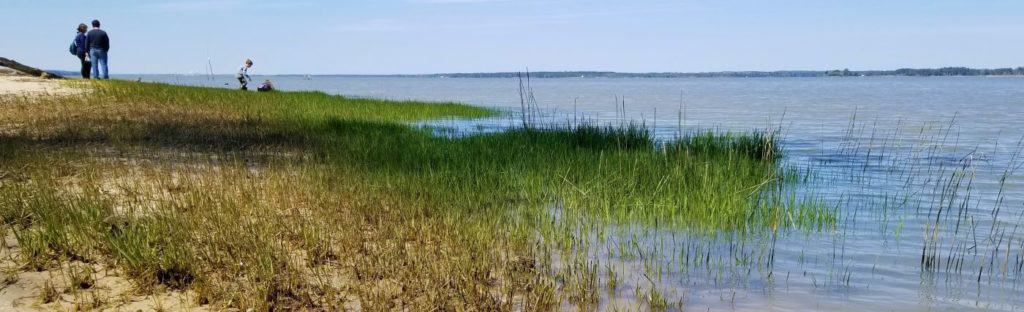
[0,81,829,310]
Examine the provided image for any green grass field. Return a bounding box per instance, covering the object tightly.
[0,80,829,310]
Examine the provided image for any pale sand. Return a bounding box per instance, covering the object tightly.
[0,234,210,311]
[0,69,80,96]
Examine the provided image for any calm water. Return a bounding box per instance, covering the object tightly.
[135,75,1024,311]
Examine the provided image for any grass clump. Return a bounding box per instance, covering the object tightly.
[0,80,828,310]
[67,263,95,289]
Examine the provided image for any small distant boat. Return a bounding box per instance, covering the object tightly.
[304,74,312,80]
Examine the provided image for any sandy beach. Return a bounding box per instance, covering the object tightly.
[0,70,78,96]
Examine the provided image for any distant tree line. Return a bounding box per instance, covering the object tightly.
[857,67,1024,76]
[420,67,1024,78]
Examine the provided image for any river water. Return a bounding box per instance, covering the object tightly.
[134,75,1024,311]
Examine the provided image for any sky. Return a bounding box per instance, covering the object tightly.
[2,0,1023,74]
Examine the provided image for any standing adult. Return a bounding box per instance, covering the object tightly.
[86,19,110,79]
[73,23,90,79]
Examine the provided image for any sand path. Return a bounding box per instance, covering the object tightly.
[0,69,79,96]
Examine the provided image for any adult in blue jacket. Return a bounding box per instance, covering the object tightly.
[74,23,90,79]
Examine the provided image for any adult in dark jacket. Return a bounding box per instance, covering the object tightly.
[85,20,110,79]
[74,23,90,79]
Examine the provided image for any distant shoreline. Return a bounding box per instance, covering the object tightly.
[397,67,1024,78]
[51,66,1024,79]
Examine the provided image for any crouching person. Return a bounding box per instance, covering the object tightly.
[257,79,274,92]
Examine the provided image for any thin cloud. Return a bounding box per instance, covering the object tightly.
[142,0,240,12]
[412,0,512,4]
[141,0,312,13]
[328,6,666,34]
[332,19,408,33]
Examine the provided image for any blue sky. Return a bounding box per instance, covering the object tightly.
[3,0,1022,74]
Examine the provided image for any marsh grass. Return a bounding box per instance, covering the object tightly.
[0,80,827,310]
[754,115,1024,306]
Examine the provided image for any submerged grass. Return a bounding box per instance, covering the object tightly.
[0,80,827,310]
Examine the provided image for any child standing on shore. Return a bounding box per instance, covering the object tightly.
[236,59,253,90]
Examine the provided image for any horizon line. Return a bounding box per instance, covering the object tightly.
[44,66,1024,77]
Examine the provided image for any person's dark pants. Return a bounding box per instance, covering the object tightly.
[238,77,248,90]
[78,56,91,79]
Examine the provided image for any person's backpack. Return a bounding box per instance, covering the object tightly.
[69,41,77,56]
